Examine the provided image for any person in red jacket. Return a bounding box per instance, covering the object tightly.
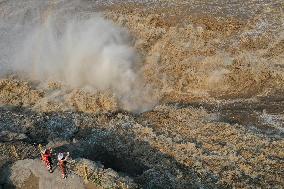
[41,148,53,173]
[57,152,70,179]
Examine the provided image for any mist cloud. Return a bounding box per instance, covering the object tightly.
[8,15,156,112]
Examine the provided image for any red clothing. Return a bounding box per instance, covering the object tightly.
[42,153,52,162]
[42,150,52,171]
[58,159,67,177]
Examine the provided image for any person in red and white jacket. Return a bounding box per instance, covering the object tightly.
[41,148,53,173]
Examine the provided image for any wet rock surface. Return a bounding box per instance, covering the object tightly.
[0,131,27,142]
[0,105,283,188]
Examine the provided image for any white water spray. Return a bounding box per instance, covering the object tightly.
[0,2,157,112]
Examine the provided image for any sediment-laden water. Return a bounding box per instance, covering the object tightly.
[0,0,283,188]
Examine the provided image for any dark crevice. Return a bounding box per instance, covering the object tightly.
[84,145,149,177]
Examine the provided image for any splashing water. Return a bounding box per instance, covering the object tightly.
[0,1,157,112]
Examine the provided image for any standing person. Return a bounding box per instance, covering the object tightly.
[41,147,53,173]
[58,152,70,179]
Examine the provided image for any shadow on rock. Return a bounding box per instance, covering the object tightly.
[0,161,16,189]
